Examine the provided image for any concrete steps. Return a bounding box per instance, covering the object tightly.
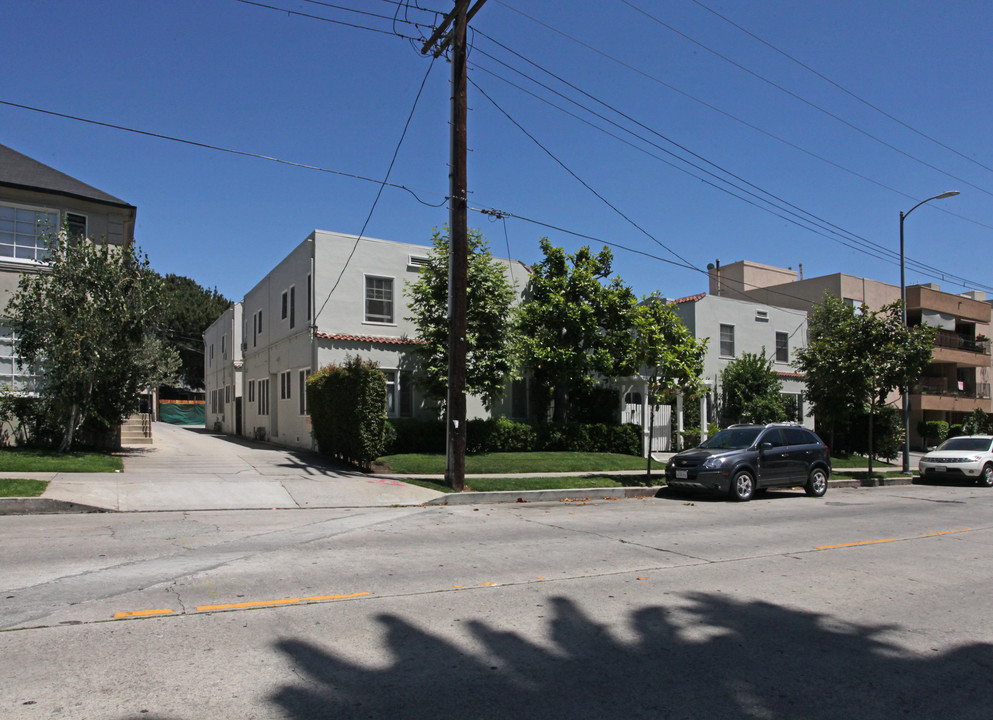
[121,414,152,446]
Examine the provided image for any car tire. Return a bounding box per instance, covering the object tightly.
[730,470,755,502]
[978,464,993,488]
[805,467,828,497]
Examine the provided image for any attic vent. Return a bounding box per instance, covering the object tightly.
[408,255,430,268]
[755,310,769,322]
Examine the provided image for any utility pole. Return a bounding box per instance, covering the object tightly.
[422,0,487,491]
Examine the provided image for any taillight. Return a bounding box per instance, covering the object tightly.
[822,443,830,458]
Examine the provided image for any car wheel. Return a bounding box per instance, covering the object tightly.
[805,467,828,497]
[978,464,993,488]
[730,470,755,502]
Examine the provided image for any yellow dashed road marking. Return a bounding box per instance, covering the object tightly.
[817,528,975,550]
[114,609,175,618]
[920,528,973,537]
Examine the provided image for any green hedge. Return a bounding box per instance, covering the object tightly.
[387,417,640,456]
[307,357,390,471]
[917,420,949,448]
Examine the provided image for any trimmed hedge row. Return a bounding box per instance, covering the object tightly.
[307,358,392,471]
[388,417,641,456]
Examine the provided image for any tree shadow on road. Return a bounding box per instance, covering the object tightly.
[267,593,993,719]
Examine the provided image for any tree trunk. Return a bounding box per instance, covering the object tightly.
[646,383,656,483]
[867,399,875,479]
[59,404,79,453]
[553,383,568,423]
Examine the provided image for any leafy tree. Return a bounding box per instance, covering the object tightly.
[719,351,787,425]
[962,408,989,435]
[404,228,517,411]
[795,295,935,474]
[6,236,176,451]
[631,294,707,473]
[517,239,638,422]
[153,274,231,389]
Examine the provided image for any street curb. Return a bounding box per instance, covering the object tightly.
[424,486,662,505]
[0,497,109,515]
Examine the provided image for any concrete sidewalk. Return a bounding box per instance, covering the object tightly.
[0,424,917,514]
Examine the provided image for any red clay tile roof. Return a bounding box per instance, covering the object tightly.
[316,332,425,346]
[777,371,804,380]
[670,293,706,304]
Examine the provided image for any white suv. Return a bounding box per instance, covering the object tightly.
[918,435,993,487]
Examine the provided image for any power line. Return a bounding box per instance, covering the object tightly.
[233,0,427,39]
[686,0,993,178]
[617,0,993,200]
[0,99,447,209]
[314,54,439,320]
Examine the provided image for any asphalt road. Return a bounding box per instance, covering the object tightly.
[3,483,993,719]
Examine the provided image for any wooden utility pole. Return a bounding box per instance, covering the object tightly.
[422,0,486,491]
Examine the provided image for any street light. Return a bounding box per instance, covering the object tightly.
[900,190,960,472]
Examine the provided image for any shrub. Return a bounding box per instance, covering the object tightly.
[308,357,390,471]
[388,418,446,454]
[918,420,949,449]
[962,408,989,435]
[847,406,903,460]
[948,424,964,438]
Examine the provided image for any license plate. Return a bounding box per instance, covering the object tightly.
[935,466,945,473]
[676,470,688,479]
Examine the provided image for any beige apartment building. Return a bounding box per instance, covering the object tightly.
[707,260,992,448]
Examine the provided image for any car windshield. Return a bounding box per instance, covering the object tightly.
[699,427,762,450]
[936,437,993,452]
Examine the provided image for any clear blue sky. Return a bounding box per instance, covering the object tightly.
[2,0,991,305]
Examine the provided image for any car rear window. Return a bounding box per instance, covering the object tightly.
[783,428,816,445]
[937,437,993,452]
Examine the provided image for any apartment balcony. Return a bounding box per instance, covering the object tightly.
[912,379,992,413]
[929,330,991,367]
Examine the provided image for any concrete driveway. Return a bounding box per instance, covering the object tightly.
[40,422,443,512]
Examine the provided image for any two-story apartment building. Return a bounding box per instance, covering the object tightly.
[206,230,530,450]
[710,259,992,447]
[0,143,137,392]
[671,292,812,428]
[204,302,243,436]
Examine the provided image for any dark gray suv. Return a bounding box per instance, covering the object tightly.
[665,423,831,501]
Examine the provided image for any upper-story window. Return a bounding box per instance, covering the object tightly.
[0,203,57,262]
[775,331,789,363]
[66,213,87,240]
[365,276,394,324]
[719,324,735,357]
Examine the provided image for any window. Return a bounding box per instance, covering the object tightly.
[289,286,296,329]
[719,324,735,357]
[211,390,217,414]
[66,213,87,240]
[299,369,310,415]
[365,276,394,323]
[384,370,397,415]
[225,385,231,404]
[511,379,528,420]
[280,370,292,400]
[258,378,269,415]
[399,371,413,418]
[0,202,58,261]
[221,334,226,360]
[248,379,255,403]
[281,290,288,320]
[209,343,213,367]
[0,325,37,392]
[775,332,789,363]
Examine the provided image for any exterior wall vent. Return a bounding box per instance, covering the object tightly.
[755,310,769,322]
[408,255,430,268]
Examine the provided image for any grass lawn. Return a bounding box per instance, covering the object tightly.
[377,451,664,475]
[0,449,123,473]
[0,478,49,497]
[403,472,662,494]
[833,470,913,480]
[830,454,899,469]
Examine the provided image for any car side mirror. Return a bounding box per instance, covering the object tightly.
[759,442,773,452]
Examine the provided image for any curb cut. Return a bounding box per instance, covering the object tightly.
[0,497,110,515]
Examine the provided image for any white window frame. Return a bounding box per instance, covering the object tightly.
[281,290,288,321]
[775,331,789,363]
[280,370,292,400]
[364,275,395,325]
[248,379,256,403]
[0,201,59,263]
[299,368,310,415]
[289,285,296,330]
[0,323,38,393]
[719,324,735,357]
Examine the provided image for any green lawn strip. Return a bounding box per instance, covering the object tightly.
[830,455,899,469]
[400,473,660,494]
[378,451,663,475]
[832,470,913,479]
[0,449,123,473]
[0,478,49,497]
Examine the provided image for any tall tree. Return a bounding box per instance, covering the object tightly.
[719,351,787,425]
[154,274,231,389]
[7,237,175,451]
[404,228,517,411]
[517,239,638,422]
[630,294,707,476]
[795,295,935,473]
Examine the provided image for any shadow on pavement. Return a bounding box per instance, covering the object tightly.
[260,593,992,720]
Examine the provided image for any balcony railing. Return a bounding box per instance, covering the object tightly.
[934,330,991,355]
[916,378,991,400]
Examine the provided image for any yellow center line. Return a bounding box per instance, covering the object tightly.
[113,609,175,618]
[815,538,897,550]
[920,528,973,537]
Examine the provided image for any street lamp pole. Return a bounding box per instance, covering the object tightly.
[900,190,960,472]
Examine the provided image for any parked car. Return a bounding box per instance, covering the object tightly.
[665,423,831,501]
[918,435,993,487]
